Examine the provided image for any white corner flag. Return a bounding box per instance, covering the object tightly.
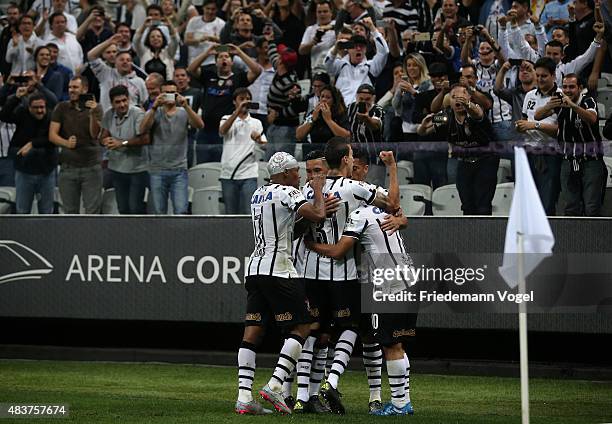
[499,147,555,288]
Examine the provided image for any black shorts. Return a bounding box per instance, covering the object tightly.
[370,313,417,347]
[329,279,361,329]
[304,278,334,332]
[244,275,311,330]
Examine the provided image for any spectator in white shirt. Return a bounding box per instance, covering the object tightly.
[5,15,42,75]
[43,12,83,73]
[219,87,266,214]
[133,17,180,80]
[324,17,389,105]
[184,0,225,66]
[299,0,336,74]
[34,0,78,38]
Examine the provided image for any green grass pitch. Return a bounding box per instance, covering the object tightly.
[1,359,611,423]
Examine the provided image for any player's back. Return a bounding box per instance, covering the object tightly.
[247,183,307,279]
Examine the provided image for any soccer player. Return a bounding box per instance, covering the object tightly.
[306,150,417,416]
[235,152,327,415]
[300,137,400,414]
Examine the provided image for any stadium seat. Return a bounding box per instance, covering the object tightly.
[432,184,462,215]
[597,89,612,122]
[188,162,222,190]
[258,161,270,187]
[492,183,514,216]
[497,158,513,183]
[385,161,414,186]
[192,187,224,215]
[399,184,432,216]
[0,186,16,214]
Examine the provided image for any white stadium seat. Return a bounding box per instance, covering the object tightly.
[192,187,225,215]
[102,189,119,215]
[497,158,513,183]
[0,186,16,214]
[385,161,413,186]
[432,184,462,215]
[399,184,432,216]
[188,162,222,190]
[492,183,514,216]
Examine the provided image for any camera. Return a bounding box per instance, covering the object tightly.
[246,102,259,110]
[432,111,448,125]
[555,92,563,99]
[337,40,353,50]
[357,102,367,113]
[13,75,30,85]
[473,25,484,35]
[151,19,162,27]
[508,58,523,67]
[216,44,230,53]
[163,93,177,103]
[78,94,94,109]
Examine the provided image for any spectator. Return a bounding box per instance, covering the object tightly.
[43,12,83,73]
[5,15,41,75]
[334,0,377,34]
[413,62,449,189]
[515,57,561,215]
[306,71,331,114]
[0,92,56,213]
[174,66,202,166]
[347,83,386,185]
[187,43,261,162]
[540,0,571,40]
[536,73,606,216]
[392,52,432,141]
[265,39,307,159]
[299,0,336,74]
[269,0,306,60]
[33,45,63,101]
[0,70,58,109]
[218,87,266,214]
[114,22,137,58]
[34,0,78,37]
[435,0,470,35]
[0,4,21,77]
[140,80,204,215]
[117,0,147,32]
[377,61,403,141]
[49,76,103,214]
[143,72,164,111]
[245,37,275,131]
[95,85,150,214]
[45,42,72,100]
[383,0,419,35]
[87,34,148,112]
[551,26,569,45]
[418,83,498,215]
[296,85,350,153]
[0,118,16,187]
[504,0,536,36]
[325,17,389,105]
[134,17,180,80]
[184,0,225,67]
[432,64,493,114]
[76,6,114,59]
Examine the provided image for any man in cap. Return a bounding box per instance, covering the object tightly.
[236,152,327,415]
[324,17,389,105]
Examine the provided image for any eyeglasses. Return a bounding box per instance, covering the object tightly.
[480,49,493,54]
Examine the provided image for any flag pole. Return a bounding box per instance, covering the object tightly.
[517,231,530,424]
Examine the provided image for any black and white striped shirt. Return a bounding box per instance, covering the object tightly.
[347,102,385,160]
[267,42,307,127]
[475,60,512,123]
[383,0,420,34]
[556,94,603,158]
[0,122,16,159]
[247,183,308,279]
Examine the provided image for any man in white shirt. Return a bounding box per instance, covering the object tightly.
[219,87,266,214]
[34,0,78,37]
[184,0,225,66]
[43,12,82,73]
[299,0,336,74]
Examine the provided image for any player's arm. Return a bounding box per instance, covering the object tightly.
[305,236,357,260]
[372,151,400,214]
[380,209,408,235]
[296,175,326,222]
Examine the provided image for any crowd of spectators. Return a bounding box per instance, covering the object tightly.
[1,0,612,216]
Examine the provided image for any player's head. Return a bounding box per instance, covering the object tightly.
[305,150,328,182]
[268,152,301,188]
[351,147,369,182]
[324,137,353,177]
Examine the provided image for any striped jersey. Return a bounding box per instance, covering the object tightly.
[246,183,308,279]
[475,60,512,123]
[344,203,416,295]
[302,176,378,281]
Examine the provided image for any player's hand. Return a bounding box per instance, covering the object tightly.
[379,151,396,167]
[66,135,77,149]
[380,212,406,235]
[324,193,341,216]
[310,174,326,192]
[17,141,33,156]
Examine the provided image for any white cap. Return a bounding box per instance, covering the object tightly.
[267,152,299,176]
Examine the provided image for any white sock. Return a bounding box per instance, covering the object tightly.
[404,352,411,403]
[327,330,357,389]
[282,368,295,399]
[309,346,327,397]
[237,343,256,403]
[325,346,335,377]
[269,335,303,392]
[296,336,315,402]
[387,358,407,408]
[362,343,382,402]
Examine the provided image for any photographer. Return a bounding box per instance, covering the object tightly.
[535,74,605,216]
[417,84,498,215]
[0,70,58,110]
[299,0,336,74]
[219,88,266,214]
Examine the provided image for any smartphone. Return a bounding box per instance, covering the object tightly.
[13,75,30,84]
[508,58,523,67]
[78,93,94,109]
[555,92,563,99]
[338,40,353,50]
[151,19,162,26]
[414,32,431,42]
[357,102,367,113]
[246,102,259,110]
[376,19,388,28]
[163,93,176,103]
[216,44,230,53]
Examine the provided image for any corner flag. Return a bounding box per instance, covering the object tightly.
[499,147,555,288]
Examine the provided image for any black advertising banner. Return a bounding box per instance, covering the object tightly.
[1,216,612,334]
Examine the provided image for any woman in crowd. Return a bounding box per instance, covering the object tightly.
[33,45,63,101]
[133,17,180,80]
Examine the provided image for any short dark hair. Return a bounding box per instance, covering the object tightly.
[162,80,177,89]
[28,93,46,106]
[146,4,163,15]
[305,149,326,161]
[460,63,477,76]
[562,73,583,86]
[324,137,350,169]
[545,40,564,51]
[352,147,369,165]
[534,57,556,75]
[45,42,59,50]
[312,72,331,85]
[18,15,34,26]
[232,87,252,100]
[551,26,568,36]
[115,22,131,32]
[33,45,49,62]
[71,75,89,90]
[145,27,168,51]
[109,85,129,101]
[7,3,20,11]
[48,12,66,26]
[513,0,530,8]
